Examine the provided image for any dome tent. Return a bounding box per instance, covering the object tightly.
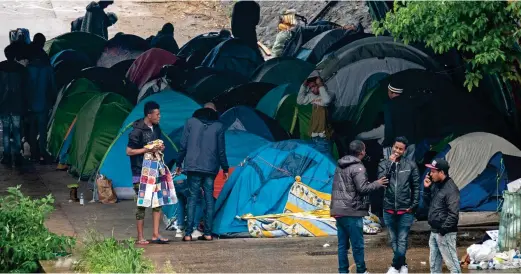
[250,57,314,86]
[126,48,179,90]
[44,32,106,63]
[212,82,277,113]
[97,34,150,68]
[256,83,299,118]
[220,106,290,141]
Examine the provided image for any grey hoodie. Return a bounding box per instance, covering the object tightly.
[330,155,383,217]
[176,108,229,175]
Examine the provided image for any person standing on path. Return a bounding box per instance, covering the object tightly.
[127,101,168,245]
[424,158,461,273]
[378,136,420,274]
[331,140,389,273]
[0,44,27,167]
[176,102,229,242]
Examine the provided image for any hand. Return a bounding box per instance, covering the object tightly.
[175,167,181,175]
[144,146,154,153]
[315,76,323,86]
[389,153,398,162]
[223,172,229,181]
[424,177,432,188]
[376,177,389,187]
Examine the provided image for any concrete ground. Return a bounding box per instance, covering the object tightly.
[1,162,497,272]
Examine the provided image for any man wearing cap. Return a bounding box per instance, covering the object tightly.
[297,71,333,155]
[424,158,461,273]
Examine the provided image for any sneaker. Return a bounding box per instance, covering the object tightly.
[386,267,399,274]
[175,229,184,238]
[191,229,203,238]
[399,265,408,274]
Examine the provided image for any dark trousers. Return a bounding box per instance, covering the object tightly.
[185,171,216,236]
[26,112,48,159]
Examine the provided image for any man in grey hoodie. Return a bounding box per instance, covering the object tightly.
[176,102,229,242]
[331,140,388,273]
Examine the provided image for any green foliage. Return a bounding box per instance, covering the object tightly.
[74,230,155,273]
[0,186,75,273]
[373,1,521,91]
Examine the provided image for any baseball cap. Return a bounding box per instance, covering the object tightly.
[425,158,449,171]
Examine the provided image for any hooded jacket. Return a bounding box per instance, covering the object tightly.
[231,1,261,54]
[80,1,113,39]
[127,118,162,176]
[26,58,56,113]
[176,108,229,175]
[0,60,27,115]
[424,177,460,235]
[378,157,420,212]
[151,31,180,55]
[331,155,383,217]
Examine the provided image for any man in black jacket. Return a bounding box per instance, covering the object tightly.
[331,140,388,273]
[176,102,229,242]
[127,101,167,245]
[424,158,461,273]
[377,136,420,274]
[0,44,27,167]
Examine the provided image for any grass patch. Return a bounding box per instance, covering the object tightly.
[74,230,155,273]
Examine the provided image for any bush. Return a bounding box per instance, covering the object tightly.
[74,230,155,273]
[0,186,75,272]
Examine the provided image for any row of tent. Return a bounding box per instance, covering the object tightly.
[41,17,521,237]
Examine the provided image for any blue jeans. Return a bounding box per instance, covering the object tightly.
[336,217,366,273]
[1,115,21,155]
[185,172,215,236]
[174,180,203,230]
[312,136,331,155]
[383,212,414,269]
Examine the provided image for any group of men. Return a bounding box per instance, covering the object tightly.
[0,33,56,167]
[331,137,461,273]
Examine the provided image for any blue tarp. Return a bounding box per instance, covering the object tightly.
[201,38,264,78]
[98,90,200,199]
[220,106,289,141]
[256,84,299,118]
[212,141,336,236]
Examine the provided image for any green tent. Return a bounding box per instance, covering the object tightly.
[47,78,102,157]
[68,92,133,180]
[44,32,106,62]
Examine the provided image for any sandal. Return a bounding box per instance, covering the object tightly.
[183,235,194,242]
[197,235,213,241]
[136,239,149,245]
[150,237,169,244]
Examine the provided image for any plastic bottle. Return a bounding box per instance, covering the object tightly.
[80,193,84,206]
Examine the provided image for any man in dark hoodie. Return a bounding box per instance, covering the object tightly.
[176,102,229,242]
[231,0,261,54]
[30,33,50,64]
[331,140,388,273]
[25,44,56,164]
[127,101,167,245]
[80,0,116,39]
[0,44,27,167]
[150,23,180,55]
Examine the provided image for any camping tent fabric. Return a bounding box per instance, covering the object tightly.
[250,57,315,86]
[177,32,231,68]
[212,140,336,236]
[185,72,246,104]
[50,49,91,68]
[137,78,170,103]
[211,82,277,113]
[296,29,353,64]
[201,38,264,78]
[126,48,179,90]
[57,120,76,165]
[274,94,312,140]
[44,32,106,63]
[220,106,290,142]
[77,66,138,104]
[256,83,299,118]
[98,91,201,199]
[97,34,150,68]
[281,24,339,58]
[110,59,135,78]
[47,78,102,157]
[67,93,133,180]
[51,50,93,90]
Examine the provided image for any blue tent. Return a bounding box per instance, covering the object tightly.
[212,141,336,236]
[98,90,200,199]
[201,38,264,78]
[220,106,290,141]
[256,83,299,118]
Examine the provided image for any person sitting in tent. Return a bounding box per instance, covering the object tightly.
[80,0,117,39]
[0,44,27,167]
[271,9,298,58]
[149,23,180,55]
[231,0,261,54]
[176,102,229,242]
[297,72,334,155]
[127,101,169,245]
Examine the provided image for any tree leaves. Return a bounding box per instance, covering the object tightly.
[374,1,521,91]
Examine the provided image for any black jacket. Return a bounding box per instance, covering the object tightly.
[424,177,460,235]
[330,156,383,217]
[378,158,420,211]
[176,108,228,175]
[127,118,162,176]
[151,32,180,55]
[0,60,27,115]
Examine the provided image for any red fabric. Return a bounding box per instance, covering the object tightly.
[126,48,178,89]
[213,167,235,199]
[386,209,408,215]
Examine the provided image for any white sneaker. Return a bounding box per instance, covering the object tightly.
[399,265,408,274]
[191,229,203,238]
[386,267,399,274]
[175,229,183,238]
